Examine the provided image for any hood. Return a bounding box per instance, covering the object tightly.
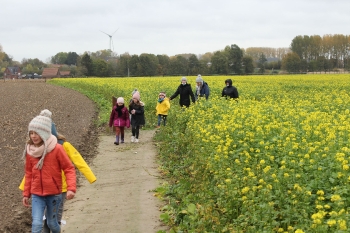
[225,79,232,86]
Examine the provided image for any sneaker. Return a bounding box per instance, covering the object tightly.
[135,138,139,143]
[131,136,135,143]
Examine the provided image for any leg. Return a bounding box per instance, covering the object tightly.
[135,126,140,142]
[131,125,136,142]
[157,115,162,127]
[57,192,67,224]
[120,127,125,143]
[163,115,167,126]
[31,194,46,233]
[115,127,121,145]
[45,194,62,233]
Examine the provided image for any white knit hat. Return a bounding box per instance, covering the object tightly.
[117,97,125,104]
[26,113,52,169]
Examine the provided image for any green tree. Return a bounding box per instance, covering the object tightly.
[51,52,68,64]
[157,55,170,76]
[242,56,254,74]
[211,51,228,74]
[92,59,108,77]
[188,54,200,75]
[257,53,267,73]
[281,52,301,73]
[228,44,243,74]
[81,53,93,76]
[139,53,158,76]
[66,52,79,65]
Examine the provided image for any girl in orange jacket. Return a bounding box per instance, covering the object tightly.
[22,113,76,233]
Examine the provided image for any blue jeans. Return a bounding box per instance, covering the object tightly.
[31,194,62,233]
[157,114,167,126]
[42,192,67,233]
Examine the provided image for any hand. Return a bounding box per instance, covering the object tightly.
[22,197,30,207]
[66,190,75,200]
[131,109,136,114]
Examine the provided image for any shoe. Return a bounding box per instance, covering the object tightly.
[114,141,119,145]
[135,138,139,143]
[131,136,135,143]
[121,140,124,143]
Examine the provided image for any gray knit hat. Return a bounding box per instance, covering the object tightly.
[26,113,52,169]
[181,77,187,82]
[196,75,203,84]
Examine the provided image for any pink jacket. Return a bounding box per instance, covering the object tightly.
[109,106,130,128]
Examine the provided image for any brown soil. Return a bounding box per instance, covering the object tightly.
[0,80,99,232]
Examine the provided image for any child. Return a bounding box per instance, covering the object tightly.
[19,109,97,233]
[129,91,145,143]
[156,91,170,128]
[109,97,130,145]
[22,112,76,233]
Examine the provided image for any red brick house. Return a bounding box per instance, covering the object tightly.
[4,66,21,79]
[42,68,60,78]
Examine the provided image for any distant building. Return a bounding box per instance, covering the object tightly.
[4,66,21,79]
[60,71,71,77]
[42,68,60,78]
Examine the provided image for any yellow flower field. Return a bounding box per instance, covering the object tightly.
[50,74,350,232]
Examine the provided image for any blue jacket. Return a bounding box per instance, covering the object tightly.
[195,81,210,100]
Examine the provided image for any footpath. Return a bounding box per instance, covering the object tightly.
[61,129,168,233]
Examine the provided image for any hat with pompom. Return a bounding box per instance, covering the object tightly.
[117,97,125,104]
[25,112,53,169]
[132,91,141,101]
[196,75,203,85]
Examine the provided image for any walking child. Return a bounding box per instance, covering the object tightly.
[109,97,130,145]
[19,109,97,233]
[129,91,145,143]
[156,91,170,128]
[22,112,76,233]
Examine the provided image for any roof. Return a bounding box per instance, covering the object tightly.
[42,68,60,77]
[60,71,71,76]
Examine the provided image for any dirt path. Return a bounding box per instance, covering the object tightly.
[61,129,167,233]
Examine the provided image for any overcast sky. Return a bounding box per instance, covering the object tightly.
[1,0,350,62]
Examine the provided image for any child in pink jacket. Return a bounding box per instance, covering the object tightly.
[109,97,130,145]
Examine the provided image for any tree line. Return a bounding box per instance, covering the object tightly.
[1,34,350,77]
[283,34,350,73]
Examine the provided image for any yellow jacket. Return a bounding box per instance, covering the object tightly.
[20,141,96,192]
[156,97,170,115]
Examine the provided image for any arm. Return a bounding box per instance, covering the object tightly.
[169,87,180,100]
[63,142,97,184]
[205,85,210,100]
[23,155,32,198]
[58,146,76,195]
[108,108,116,127]
[189,87,195,103]
[135,105,144,115]
[222,88,226,97]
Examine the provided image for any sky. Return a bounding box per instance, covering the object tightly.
[1,0,350,62]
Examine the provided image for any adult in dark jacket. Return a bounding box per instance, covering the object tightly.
[195,74,210,100]
[169,77,195,107]
[222,79,239,99]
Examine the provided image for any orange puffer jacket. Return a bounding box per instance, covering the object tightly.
[23,144,76,197]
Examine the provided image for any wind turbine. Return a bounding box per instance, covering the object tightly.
[100,28,119,51]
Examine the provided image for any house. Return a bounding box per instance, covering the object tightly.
[42,68,60,78]
[59,70,71,77]
[4,66,21,79]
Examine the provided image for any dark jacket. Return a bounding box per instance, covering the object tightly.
[170,83,195,107]
[222,79,239,99]
[129,102,145,126]
[195,81,210,100]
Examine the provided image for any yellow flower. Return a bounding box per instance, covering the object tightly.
[295,229,305,233]
[327,219,336,227]
[331,195,341,202]
[317,190,324,196]
[241,187,250,194]
[338,219,347,230]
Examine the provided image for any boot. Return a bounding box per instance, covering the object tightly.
[114,136,119,145]
[121,134,124,143]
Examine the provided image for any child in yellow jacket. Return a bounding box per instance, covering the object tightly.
[156,91,170,128]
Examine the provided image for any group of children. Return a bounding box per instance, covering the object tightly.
[109,89,170,145]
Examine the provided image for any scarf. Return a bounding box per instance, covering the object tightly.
[26,135,57,169]
[196,85,201,96]
[158,98,164,103]
[115,104,124,117]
